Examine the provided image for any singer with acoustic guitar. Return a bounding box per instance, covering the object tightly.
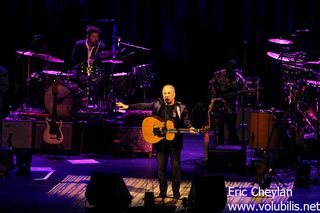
[116,84,196,199]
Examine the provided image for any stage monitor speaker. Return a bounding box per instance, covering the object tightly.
[188,175,227,212]
[208,145,246,173]
[85,172,133,211]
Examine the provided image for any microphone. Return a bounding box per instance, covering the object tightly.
[165,97,169,104]
[117,37,121,48]
[295,29,309,33]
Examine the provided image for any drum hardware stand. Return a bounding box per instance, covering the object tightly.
[313,76,320,184]
[238,94,250,148]
[78,120,88,155]
[17,36,43,111]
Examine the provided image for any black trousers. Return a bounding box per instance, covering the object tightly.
[213,113,239,145]
[156,147,181,195]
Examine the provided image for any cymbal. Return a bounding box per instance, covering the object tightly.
[42,70,75,77]
[16,50,64,63]
[268,38,293,45]
[102,59,124,64]
[33,53,64,63]
[91,50,119,59]
[305,60,320,65]
[16,50,34,57]
[267,52,292,62]
[305,79,320,88]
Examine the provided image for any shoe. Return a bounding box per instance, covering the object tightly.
[173,193,180,199]
[159,192,167,198]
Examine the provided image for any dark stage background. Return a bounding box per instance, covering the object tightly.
[0,0,320,112]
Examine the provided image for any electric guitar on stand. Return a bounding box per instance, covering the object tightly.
[43,79,64,144]
[141,116,209,144]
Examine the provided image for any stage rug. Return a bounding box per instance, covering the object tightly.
[47,175,294,211]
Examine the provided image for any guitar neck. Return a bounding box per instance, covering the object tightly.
[52,93,58,122]
[166,128,196,133]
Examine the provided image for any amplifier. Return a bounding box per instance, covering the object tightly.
[2,119,34,149]
[1,118,74,151]
[35,121,74,151]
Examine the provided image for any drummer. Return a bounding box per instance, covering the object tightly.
[71,25,107,107]
[71,25,106,72]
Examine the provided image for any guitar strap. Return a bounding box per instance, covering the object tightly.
[176,104,181,119]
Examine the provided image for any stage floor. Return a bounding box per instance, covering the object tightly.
[0,133,320,212]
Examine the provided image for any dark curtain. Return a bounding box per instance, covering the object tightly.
[1,0,319,108]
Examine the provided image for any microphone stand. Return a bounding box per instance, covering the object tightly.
[164,99,169,129]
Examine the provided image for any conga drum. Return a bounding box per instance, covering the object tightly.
[248,109,281,149]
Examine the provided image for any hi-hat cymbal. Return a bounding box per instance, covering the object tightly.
[91,50,119,59]
[267,52,292,62]
[102,59,124,64]
[16,50,64,63]
[268,38,293,45]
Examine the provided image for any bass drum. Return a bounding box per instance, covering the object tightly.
[44,81,83,120]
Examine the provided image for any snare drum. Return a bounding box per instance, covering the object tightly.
[42,70,76,84]
[78,64,104,85]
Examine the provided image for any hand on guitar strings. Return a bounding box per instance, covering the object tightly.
[189,127,197,134]
[116,102,129,110]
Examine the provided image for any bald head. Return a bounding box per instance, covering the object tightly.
[162,84,176,105]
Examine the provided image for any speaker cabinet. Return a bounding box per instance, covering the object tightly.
[188,175,227,212]
[34,121,74,151]
[2,119,34,149]
[85,172,133,211]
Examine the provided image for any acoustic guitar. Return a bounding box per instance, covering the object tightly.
[43,80,64,144]
[141,116,209,144]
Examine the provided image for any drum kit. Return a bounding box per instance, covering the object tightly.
[267,36,320,135]
[16,47,155,120]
